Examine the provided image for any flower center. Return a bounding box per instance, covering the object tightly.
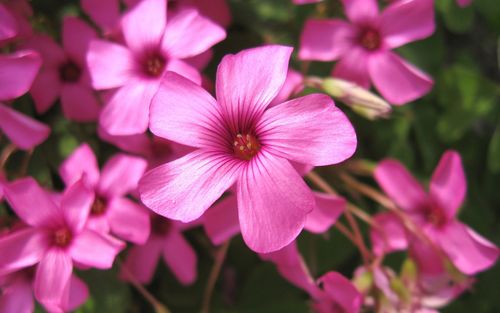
[424,204,446,228]
[59,60,82,83]
[143,53,166,77]
[91,196,107,216]
[233,133,260,161]
[53,227,72,247]
[359,29,381,51]
[151,215,171,236]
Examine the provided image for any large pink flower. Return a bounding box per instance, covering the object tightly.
[0,178,124,311]
[86,0,226,135]
[21,17,101,121]
[373,150,499,275]
[139,45,357,253]
[59,143,150,244]
[299,0,435,105]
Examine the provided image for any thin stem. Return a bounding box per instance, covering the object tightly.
[119,260,171,313]
[200,240,231,313]
[0,144,16,169]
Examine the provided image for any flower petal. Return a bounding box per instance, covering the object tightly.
[20,35,65,68]
[319,271,363,313]
[0,228,47,275]
[59,143,100,188]
[34,249,73,308]
[203,195,240,245]
[70,230,124,269]
[81,0,120,33]
[99,79,158,135]
[162,229,197,285]
[87,39,136,89]
[62,17,97,65]
[149,72,226,149]
[429,150,466,220]
[0,104,50,150]
[61,179,94,234]
[29,68,61,114]
[370,212,408,256]
[98,154,147,197]
[107,197,151,244]
[165,58,202,84]
[0,4,17,41]
[299,19,356,61]
[162,8,226,59]
[0,50,41,101]
[63,275,89,312]
[0,273,34,313]
[437,222,499,275]
[332,47,371,89]
[237,152,314,253]
[368,51,433,105]
[120,237,162,283]
[341,0,379,24]
[305,193,346,234]
[121,0,166,54]
[3,177,62,228]
[60,84,100,122]
[140,150,242,222]
[258,94,357,166]
[216,45,293,132]
[380,0,435,49]
[374,159,428,212]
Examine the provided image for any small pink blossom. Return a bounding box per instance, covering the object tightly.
[299,0,435,105]
[0,178,124,311]
[139,45,356,253]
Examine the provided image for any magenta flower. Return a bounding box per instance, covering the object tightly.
[374,150,499,274]
[0,178,124,310]
[21,17,101,121]
[0,49,50,150]
[120,214,197,285]
[139,45,356,253]
[0,0,33,41]
[59,143,150,244]
[0,4,17,43]
[299,0,435,105]
[86,0,226,135]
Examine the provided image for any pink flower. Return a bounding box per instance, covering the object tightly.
[21,17,101,121]
[0,178,124,311]
[139,45,357,253]
[59,143,150,244]
[0,4,17,43]
[86,0,226,135]
[0,49,50,150]
[374,150,499,274]
[299,0,435,105]
[120,214,197,285]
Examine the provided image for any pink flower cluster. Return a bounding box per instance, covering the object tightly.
[0,0,496,312]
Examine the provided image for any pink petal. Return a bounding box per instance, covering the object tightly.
[370,212,408,256]
[162,8,226,59]
[368,52,433,105]
[59,143,100,187]
[162,229,197,285]
[0,4,17,42]
[165,58,202,84]
[60,83,100,122]
[120,237,162,283]
[107,198,151,244]
[61,179,94,234]
[258,94,357,166]
[380,0,435,49]
[374,159,428,212]
[305,193,346,234]
[237,152,314,253]
[318,271,362,313]
[216,45,293,132]
[0,50,41,101]
[63,275,89,311]
[149,72,225,149]
[3,177,62,228]
[0,273,34,313]
[203,195,240,245]
[299,19,356,61]
[70,230,124,269]
[271,69,303,106]
[341,0,379,24]
[183,49,213,70]
[121,0,166,54]
[409,236,445,276]
[20,35,65,67]
[62,17,97,65]
[140,150,242,222]
[99,80,158,135]
[0,104,50,150]
[29,68,61,114]
[332,47,371,88]
[86,39,136,89]
[0,228,47,275]
[98,154,147,197]
[437,222,499,275]
[186,0,232,28]
[81,0,120,33]
[34,249,73,308]
[429,150,466,220]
